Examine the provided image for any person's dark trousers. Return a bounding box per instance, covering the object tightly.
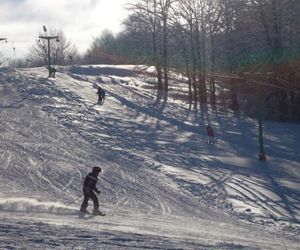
[80,189,99,211]
[97,95,102,104]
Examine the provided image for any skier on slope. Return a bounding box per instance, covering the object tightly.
[80,166,105,215]
[206,125,215,144]
[97,86,105,105]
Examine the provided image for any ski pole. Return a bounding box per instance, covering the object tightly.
[65,194,82,206]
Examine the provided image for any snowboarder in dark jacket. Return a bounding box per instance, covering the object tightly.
[97,86,105,105]
[80,166,104,215]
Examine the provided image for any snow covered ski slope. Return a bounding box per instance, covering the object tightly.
[0,65,299,249]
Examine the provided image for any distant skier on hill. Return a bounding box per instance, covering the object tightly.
[97,86,106,105]
[47,66,56,78]
[206,125,215,144]
[80,166,105,215]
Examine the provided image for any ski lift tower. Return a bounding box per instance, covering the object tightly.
[38,27,59,77]
[0,38,7,62]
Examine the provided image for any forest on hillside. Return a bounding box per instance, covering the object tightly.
[85,0,300,122]
[5,0,299,122]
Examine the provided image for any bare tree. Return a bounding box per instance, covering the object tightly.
[206,0,222,105]
[125,1,161,89]
[158,0,175,91]
[126,0,175,91]
[174,0,210,104]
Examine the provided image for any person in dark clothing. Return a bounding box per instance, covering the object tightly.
[51,67,56,78]
[80,166,104,215]
[48,66,56,78]
[97,86,105,105]
[206,125,215,144]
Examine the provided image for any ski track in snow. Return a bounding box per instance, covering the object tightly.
[0,66,299,249]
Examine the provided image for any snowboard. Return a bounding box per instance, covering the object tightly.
[79,210,106,218]
[92,211,106,216]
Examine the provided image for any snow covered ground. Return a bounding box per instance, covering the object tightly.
[0,65,299,249]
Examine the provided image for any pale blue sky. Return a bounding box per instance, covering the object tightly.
[0,0,130,58]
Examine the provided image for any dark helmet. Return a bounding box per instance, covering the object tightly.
[92,166,102,174]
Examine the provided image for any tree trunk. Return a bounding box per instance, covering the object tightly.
[156,65,163,90]
[162,16,168,91]
[201,23,207,103]
[195,20,203,103]
[189,21,198,104]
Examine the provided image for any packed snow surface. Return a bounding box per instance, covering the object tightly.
[0,65,299,249]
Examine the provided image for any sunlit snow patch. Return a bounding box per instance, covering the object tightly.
[159,165,211,185]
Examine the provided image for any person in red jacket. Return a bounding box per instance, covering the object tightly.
[80,167,105,215]
[206,125,215,144]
